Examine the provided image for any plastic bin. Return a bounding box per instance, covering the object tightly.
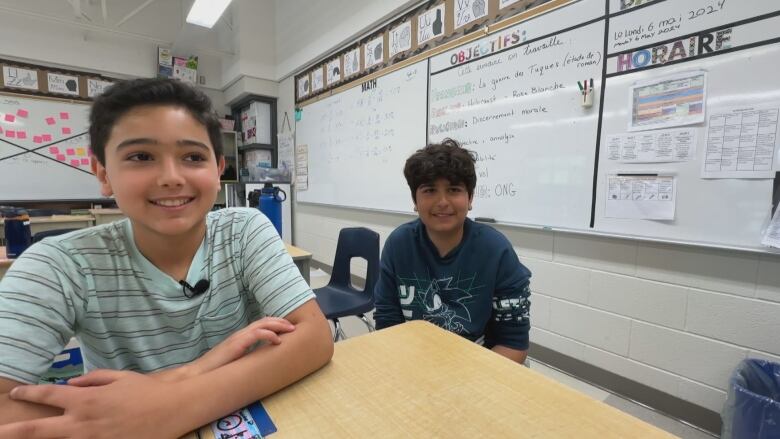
[722,359,780,439]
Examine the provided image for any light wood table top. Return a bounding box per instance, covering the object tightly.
[190,321,675,438]
[284,243,311,260]
[0,215,94,225]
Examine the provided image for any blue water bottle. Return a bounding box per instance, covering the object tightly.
[2,207,32,258]
[258,183,286,238]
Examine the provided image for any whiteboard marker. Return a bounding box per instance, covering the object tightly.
[475,217,496,223]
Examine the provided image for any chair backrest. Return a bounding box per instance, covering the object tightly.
[33,228,78,243]
[328,227,380,295]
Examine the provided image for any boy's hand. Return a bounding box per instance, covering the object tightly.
[187,316,296,378]
[0,371,185,439]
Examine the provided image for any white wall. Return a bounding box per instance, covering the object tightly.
[294,205,780,416]
[279,0,780,421]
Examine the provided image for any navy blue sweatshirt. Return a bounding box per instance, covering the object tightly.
[374,218,532,350]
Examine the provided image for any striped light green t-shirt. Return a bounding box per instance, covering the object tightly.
[0,207,314,384]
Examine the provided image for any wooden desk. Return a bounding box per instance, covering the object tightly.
[285,243,312,284]
[89,208,125,226]
[0,215,94,242]
[1,245,312,284]
[189,321,675,438]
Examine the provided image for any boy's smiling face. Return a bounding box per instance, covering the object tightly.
[92,104,224,244]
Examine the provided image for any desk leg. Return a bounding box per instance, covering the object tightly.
[294,259,310,285]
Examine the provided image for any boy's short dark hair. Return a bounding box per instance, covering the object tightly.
[403,138,477,202]
[89,78,223,164]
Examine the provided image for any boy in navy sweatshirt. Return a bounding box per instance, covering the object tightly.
[374,139,532,363]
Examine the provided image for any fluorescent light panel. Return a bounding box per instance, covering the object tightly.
[186,0,233,28]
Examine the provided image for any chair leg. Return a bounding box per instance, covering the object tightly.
[332,319,347,342]
[359,314,375,332]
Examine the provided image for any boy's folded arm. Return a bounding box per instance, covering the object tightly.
[0,299,333,437]
[0,378,63,424]
[154,298,334,434]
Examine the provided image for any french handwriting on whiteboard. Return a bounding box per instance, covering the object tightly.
[611,0,728,52]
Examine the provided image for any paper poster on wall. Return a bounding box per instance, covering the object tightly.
[418,4,445,45]
[629,71,707,131]
[297,74,310,98]
[3,66,38,90]
[702,103,780,179]
[343,48,361,78]
[277,132,294,175]
[762,207,780,249]
[389,21,412,58]
[606,128,697,163]
[157,47,173,78]
[455,0,488,28]
[295,143,308,191]
[173,56,197,84]
[326,59,341,85]
[499,0,521,8]
[87,78,113,98]
[47,73,80,96]
[365,36,384,68]
[311,68,324,92]
[605,174,677,220]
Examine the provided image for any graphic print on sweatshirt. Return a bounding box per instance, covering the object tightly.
[397,272,482,335]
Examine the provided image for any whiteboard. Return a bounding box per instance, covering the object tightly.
[428,0,605,228]
[295,60,428,213]
[594,1,780,248]
[0,94,104,201]
[295,0,780,252]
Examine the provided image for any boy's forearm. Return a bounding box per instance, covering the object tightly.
[0,394,62,425]
[157,304,334,433]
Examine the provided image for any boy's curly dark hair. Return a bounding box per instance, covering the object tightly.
[89,78,223,165]
[403,138,476,202]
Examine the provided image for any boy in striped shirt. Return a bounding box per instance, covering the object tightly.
[0,78,333,438]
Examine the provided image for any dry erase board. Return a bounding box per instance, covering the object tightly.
[295,0,780,252]
[296,60,428,212]
[428,0,605,229]
[595,0,780,248]
[0,94,104,201]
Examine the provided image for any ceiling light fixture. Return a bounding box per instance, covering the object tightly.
[186,0,233,29]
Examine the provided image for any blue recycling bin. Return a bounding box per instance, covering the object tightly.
[722,359,780,439]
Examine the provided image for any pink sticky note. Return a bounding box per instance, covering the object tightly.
[4,114,14,122]
[62,127,72,135]
[6,130,15,138]
[34,136,43,144]
[16,109,29,118]
[46,117,56,125]
[81,158,90,165]
[42,134,52,142]
[49,147,60,154]
[17,131,26,139]
[0,127,3,134]
[56,154,66,161]
[66,148,75,155]
[70,159,80,166]
[60,112,70,120]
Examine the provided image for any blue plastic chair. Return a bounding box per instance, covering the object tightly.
[33,228,78,243]
[314,227,379,341]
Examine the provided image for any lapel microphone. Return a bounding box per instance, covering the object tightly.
[179,279,210,298]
